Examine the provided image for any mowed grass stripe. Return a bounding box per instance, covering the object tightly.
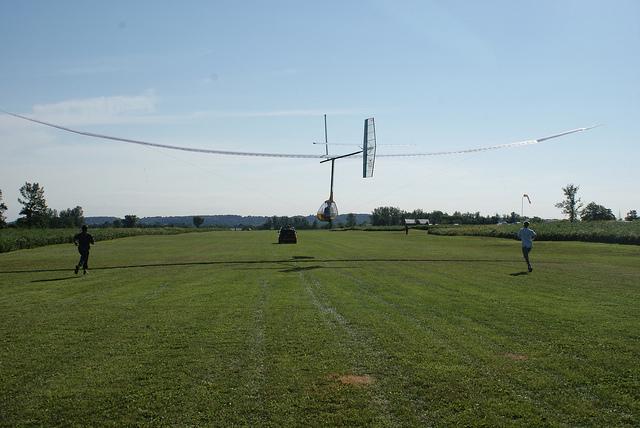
[299,271,402,426]
[253,265,389,426]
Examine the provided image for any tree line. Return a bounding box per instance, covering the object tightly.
[1,182,637,229]
[555,183,637,222]
[0,183,84,228]
[369,206,531,226]
[370,183,637,226]
[0,182,142,229]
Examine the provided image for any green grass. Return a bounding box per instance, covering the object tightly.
[1,231,638,426]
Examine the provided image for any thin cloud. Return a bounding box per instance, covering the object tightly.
[2,93,362,130]
[275,68,299,76]
[201,73,220,84]
[29,92,158,126]
[58,64,125,75]
[190,108,360,118]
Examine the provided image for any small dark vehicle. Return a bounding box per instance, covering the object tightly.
[278,226,297,244]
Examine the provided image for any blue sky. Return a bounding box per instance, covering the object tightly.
[1,1,638,221]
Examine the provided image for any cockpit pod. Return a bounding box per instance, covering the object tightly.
[316,199,338,221]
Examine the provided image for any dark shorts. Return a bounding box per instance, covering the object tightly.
[78,249,90,268]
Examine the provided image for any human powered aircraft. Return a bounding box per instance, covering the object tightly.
[315,115,376,222]
[1,109,598,222]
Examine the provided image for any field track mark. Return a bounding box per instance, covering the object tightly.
[320,268,448,424]
[300,271,405,427]
[245,279,269,425]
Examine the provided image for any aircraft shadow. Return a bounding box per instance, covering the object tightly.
[2,258,524,275]
[31,276,79,283]
[278,264,357,273]
[279,265,324,273]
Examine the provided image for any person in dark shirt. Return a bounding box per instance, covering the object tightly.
[73,225,95,275]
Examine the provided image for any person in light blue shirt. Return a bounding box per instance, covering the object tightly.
[517,221,537,272]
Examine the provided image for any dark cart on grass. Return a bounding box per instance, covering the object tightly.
[278,226,297,244]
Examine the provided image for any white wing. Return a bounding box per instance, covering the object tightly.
[2,109,597,159]
[377,126,599,157]
[2,110,326,159]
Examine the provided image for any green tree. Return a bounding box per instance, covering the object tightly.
[260,217,273,230]
[489,213,501,224]
[59,206,84,228]
[345,213,357,228]
[123,214,139,228]
[0,189,7,227]
[429,210,445,225]
[555,184,583,222]
[371,206,404,226]
[580,202,616,221]
[450,211,463,224]
[291,216,310,229]
[193,216,205,228]
[407,209,427,220]
[18,182,49,227]
[507,212,522,224]
[625,210,638,221]
[46,208,61,228]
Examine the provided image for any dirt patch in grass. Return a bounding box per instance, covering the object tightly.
[504,353,528,361]
[328,373,375,386]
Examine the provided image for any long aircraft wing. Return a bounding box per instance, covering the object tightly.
[1,109,597,159]
[376,126,599,157]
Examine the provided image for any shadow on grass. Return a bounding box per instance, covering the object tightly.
[280,265,324,273]
[31,276,79,283]
[278,264,358,273]
[509,271,529,276]
[2,257,526,275]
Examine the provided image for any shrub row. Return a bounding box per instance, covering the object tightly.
[0,227,215,253]
[427,221,640,245]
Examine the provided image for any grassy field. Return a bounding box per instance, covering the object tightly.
[0,230,638,426]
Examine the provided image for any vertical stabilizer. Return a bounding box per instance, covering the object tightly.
[362,117,376,178]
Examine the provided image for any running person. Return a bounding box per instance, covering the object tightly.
[74,225,95,275]
[517,221,537,272]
